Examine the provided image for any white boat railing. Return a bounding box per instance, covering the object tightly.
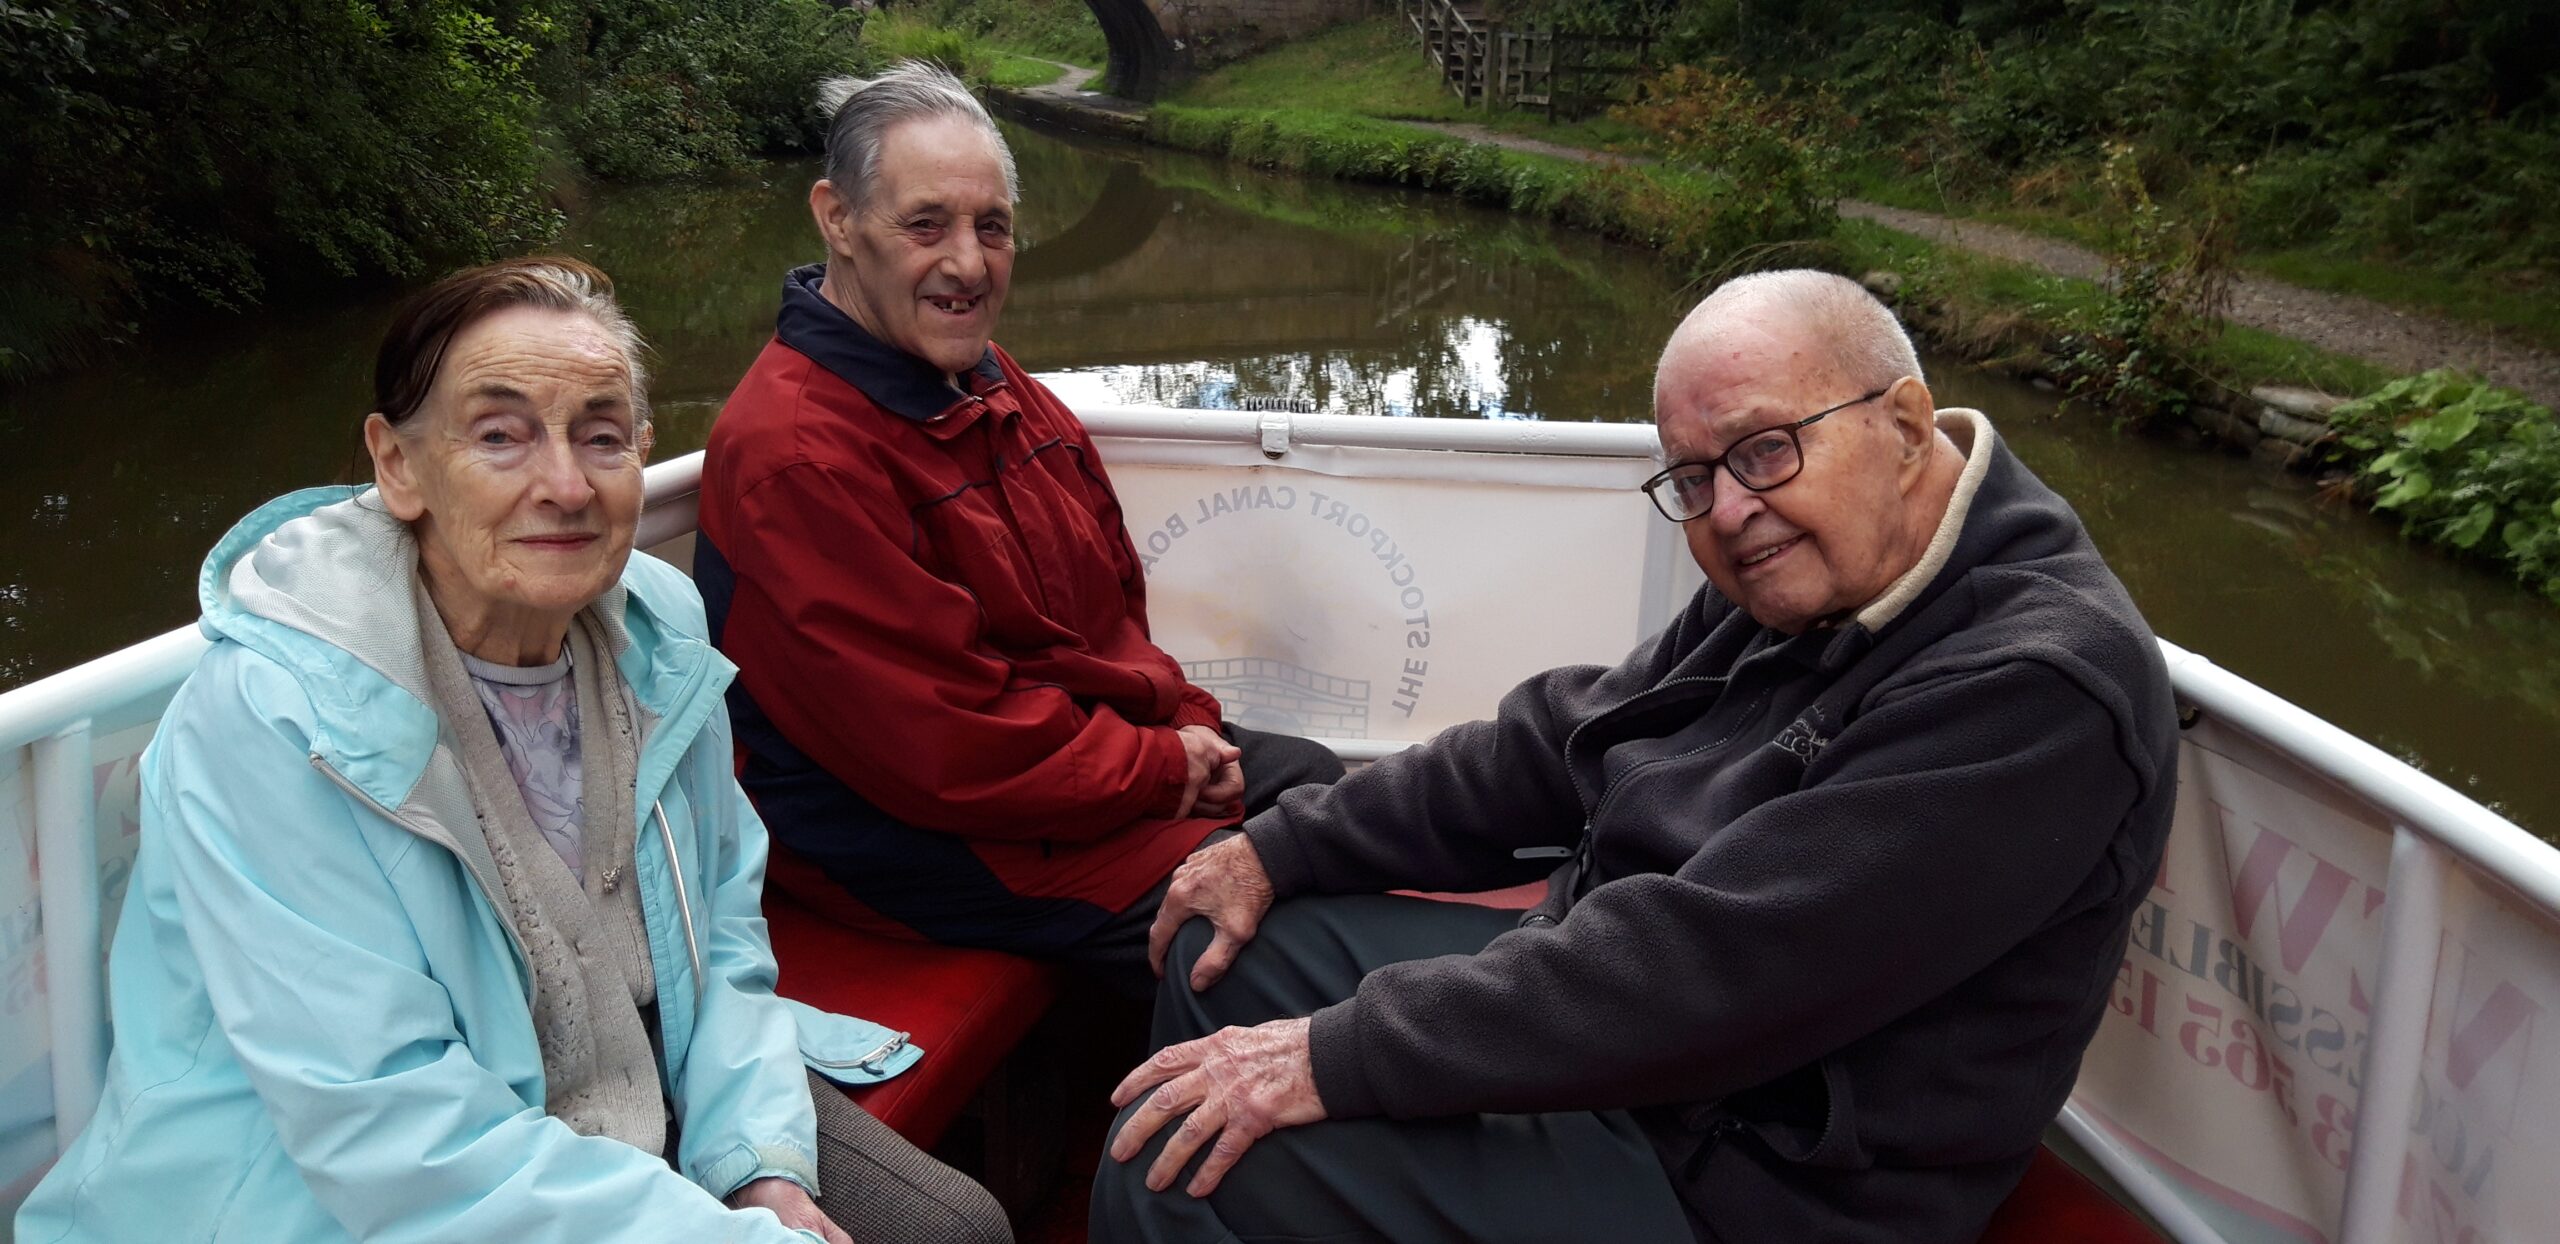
[1,408,2554,1242]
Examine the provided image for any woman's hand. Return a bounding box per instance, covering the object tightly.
[728,1177,851,1244]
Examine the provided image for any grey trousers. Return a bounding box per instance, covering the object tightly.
[806,1069,1013,1243]
[1088,894,1698,1244]
[1058,725,1347,997]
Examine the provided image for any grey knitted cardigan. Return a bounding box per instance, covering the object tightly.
[417,591,666,1153]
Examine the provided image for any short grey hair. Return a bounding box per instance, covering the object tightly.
[1663,269,1924,396]
[374,256,651,431]
[817,61,1019,206]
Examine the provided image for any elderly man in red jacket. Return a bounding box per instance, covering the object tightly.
[695,62,1340,986]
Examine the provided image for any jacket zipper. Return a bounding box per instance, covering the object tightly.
[308,754,536,1005]
[1554,674,1745,904]
[1546,675,1730,911]
[650,800,705,1002]
[1557,673,1725,811]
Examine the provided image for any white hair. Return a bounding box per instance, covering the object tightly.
[817,61,1018,206]
[1660,269,1924,396]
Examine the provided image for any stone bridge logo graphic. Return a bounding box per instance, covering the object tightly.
[1180,657,1369,739]
[1136,479,1435,739]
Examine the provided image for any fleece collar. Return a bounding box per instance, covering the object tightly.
[774,262,1007,423]
[1852,409,1996,633]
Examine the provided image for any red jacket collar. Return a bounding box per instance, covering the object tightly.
[774,263,1009,428]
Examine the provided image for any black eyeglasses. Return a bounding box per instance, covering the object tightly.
[1641,386,1893,523]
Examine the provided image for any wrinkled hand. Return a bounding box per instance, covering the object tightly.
[1169,725,1244,821]
[1108,1017,1327,1197]
[728,1176,851,1244]
[1148,834,1275,990]
[1194,732,1246,819]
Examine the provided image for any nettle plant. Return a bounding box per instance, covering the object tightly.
[2331,370,2560,602]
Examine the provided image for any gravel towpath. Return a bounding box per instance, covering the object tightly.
[1398,121,2560,405]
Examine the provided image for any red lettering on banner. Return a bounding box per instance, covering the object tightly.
[2445,980,2539,1092]
[2108,959,2352,1169]
[2224,815,2354,974]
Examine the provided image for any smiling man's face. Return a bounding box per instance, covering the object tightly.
[813,112,1015,378]
[1653,309,1932,634]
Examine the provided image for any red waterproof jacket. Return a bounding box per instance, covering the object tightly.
[696,265,1223,950]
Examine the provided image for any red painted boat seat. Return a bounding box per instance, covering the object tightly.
[1395,880,1550,908]
[765,892,1065,1147]
[1980,1146,2162,1243]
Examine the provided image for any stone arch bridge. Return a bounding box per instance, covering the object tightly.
[1080,0,1376,100]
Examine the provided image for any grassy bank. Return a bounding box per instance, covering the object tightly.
[1850,165,2560,354]
[1165,19,1653,152]
[898,0,1106,72]
[1145,105,1833,286]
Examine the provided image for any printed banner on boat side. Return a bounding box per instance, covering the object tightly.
[0,715,154,1218]
[2071,719,2560,1244]
[1105,461,1664,743]
[2421,859,2560,1242]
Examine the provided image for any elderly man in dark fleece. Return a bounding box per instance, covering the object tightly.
[1091,269,2181,1244]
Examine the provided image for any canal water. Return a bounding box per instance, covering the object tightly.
[1,122,2553,834]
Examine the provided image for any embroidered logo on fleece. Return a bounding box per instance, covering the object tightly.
[1771,714,1832,762]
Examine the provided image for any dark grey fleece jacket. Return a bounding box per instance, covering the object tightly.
[1246,415,2179,1244]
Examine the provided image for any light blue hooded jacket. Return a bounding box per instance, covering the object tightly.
[17,487,920,1243]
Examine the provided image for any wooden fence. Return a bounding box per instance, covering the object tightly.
[1404,0,1649,119]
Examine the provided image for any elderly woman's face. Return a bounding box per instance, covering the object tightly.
[370,305,650,630]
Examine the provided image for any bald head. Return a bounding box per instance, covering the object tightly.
[1647,269,1959,634]
[1657,270,1921,407]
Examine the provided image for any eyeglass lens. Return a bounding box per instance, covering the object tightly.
[1652,429,1803,520]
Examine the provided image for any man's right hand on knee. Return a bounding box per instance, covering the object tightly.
[1147,835,1275,992]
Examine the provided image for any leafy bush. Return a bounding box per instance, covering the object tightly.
[0,0,862,382]
[2331,372,2560,601]
[1610,64,1846,254]
[2059,145,2234,426]
[557,0,864,179]
[1,2,561,378]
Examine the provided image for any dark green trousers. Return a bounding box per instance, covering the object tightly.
[1089,893,1697,1244]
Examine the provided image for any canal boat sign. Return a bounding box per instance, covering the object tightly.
[2,409,2554,1243]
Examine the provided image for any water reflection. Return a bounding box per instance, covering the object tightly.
[0,121,2551,836]
[996,129,1682,422]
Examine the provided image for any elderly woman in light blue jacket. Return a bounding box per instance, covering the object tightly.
[16,259,1011,1244]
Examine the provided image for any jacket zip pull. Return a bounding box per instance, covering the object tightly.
[652,800,706,1002]
[810,1031,911,1072]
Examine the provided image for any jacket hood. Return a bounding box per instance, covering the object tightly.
[196,485,729,812]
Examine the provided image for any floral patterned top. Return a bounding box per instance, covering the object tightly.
[462,647,585,880]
